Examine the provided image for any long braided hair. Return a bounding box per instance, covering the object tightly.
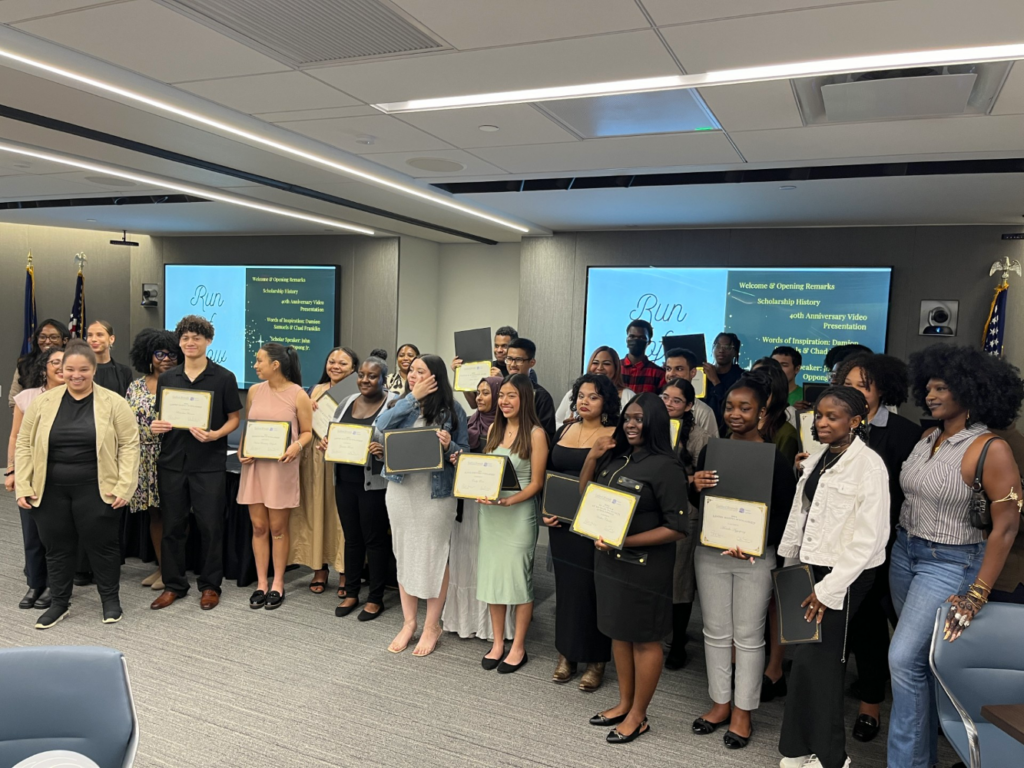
[660,379,697,466]
[809,385,870,444]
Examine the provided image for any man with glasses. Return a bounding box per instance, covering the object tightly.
[505,337,556,438]
[663,347,717,436]
[621,320,665,394]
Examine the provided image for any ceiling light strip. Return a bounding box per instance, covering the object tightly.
[0,45,529,233]
[0,141,375,234]
[372,42,1024,112]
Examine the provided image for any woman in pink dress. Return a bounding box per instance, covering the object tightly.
[239,343,313,610]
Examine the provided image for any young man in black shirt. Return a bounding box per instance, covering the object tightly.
[150,315,242,611]
[87,320,134,395]
[504,337,555,438]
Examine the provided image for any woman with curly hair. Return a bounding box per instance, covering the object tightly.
[126,329,182,590]
[777,386,890,768]
[554,346,636,424]
[543,373,620,690]
[888,344,1022,768]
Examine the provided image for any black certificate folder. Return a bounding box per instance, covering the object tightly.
[702,438,776,507]
[542,471,581,522]
[455,327,493,364]
[382,428,444,473]
[772,565,822,645]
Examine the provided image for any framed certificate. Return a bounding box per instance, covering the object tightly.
[454,361,493,392]
[670,418,681,447]
[692,368,707,399]
[772,564,822,645]
[542,471,581,522]
[572,482,640,550]
[242,420,291,460]
[159,388,212,430]
[383,427,444,473]
[453,454,506,500]
[311,393,339,440]
[799,411,827,456]
[454,327,493,364]
[700,495,770,558]
[324,423,373,465]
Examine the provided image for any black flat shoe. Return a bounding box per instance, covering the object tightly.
[692,716,730,735]
[33,588,51,609]
[20,587,43,609]
[102,601,123,624]
[35,604,69,630]
[607,719,649,744]
[482,650,506,671]
[852,714,881,742]
[335,598,360,617]
[264,590,285,610]
[249,590,266,609]
[760,673,787,702]
[590,712,627,727]
[664,646,688,671]
[497,652,528,674]
[357,604,385,622]
[723,726,753,749]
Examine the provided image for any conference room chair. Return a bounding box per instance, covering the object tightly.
[0,646,139,768]
[930,603,1024,768]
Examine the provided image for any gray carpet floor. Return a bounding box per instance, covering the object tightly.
[0,494,953,767]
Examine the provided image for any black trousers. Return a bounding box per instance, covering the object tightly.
[158,468,225,596]
[32,482,121,607]
[335,479,392,606]
[846,562,893,704]
[19,507,48,590]
[779,565,876,768]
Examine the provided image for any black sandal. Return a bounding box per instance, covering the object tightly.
[264,590,285,610]
[309,580,328,594]
[249,590,266,609]
[691,716,729,735]
[723,726,753,749]
[607,718,649,744]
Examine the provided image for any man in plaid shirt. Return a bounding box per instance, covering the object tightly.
[621,320,665,394]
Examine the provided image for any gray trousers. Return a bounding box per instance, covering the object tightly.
[694,544,776,711]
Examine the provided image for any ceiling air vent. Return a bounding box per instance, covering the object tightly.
[793,62,1014,124]
[156,0,449,67]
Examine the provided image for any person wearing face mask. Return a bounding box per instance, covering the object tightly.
[544,374,619,691]
[294,346,359,596]
[690,374,797,751]
[86,320,133,396]
[6,347,64,610]
[125,329,182,593]
[386,343,419,395]
[504,338,556,438]
[239,343,313,611]
[376,354,470,657]
[620,321,665,395]
[703,333,745,430]
[554,346,636,425]
[659,379,713,671]
[777,387,890,768]
[10,319,69,409]
[663,347,717,436]
[319,355,397,622]
[581,393,689,744]
[16,340,139,629]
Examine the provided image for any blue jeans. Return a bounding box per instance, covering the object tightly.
[887,528,984,768]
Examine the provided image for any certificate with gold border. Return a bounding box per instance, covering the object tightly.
[670,418,681,447]
[311,392,339,440]
[159,387,212,430]
[571,482,639,550]
[324,423,373,466]
[454,361,492,392]
[241,420,291,460]
[383,427,444,473]
[700,495,769,558]
[692,368,707,399]
[453,453,505,500]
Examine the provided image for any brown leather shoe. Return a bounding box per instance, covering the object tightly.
[552,654,577,684]
[579,662,606,692]
[200,589,219,611]
[150,590,179,610]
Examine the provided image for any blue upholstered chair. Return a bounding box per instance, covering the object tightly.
[0,646,138,768]
[930,602,1024,768]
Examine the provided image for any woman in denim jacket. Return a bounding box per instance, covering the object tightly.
[375,353,469,657]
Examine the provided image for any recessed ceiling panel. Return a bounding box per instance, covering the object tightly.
[539,89,720,138]
[698,81,803,132]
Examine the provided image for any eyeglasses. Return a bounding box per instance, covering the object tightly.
[37,334,63,343]
[505,356,530,365]
[154,350,179,361]
[713,343,736,351]
[47,359,63,367]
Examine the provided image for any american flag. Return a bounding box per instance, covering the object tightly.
[68,268,86,338]
[983,281,1008,357]
[22,258,36,355]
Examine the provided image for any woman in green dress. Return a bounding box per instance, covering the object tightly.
[476,373,549,674]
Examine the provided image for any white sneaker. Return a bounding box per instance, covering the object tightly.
[780,757,817,768]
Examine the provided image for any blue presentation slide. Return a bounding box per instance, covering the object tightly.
[584,267,891,382]
[165,265,337,388]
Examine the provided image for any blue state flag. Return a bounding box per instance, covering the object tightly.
[983,282,1008,357]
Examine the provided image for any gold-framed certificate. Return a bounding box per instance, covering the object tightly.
[159,388,212,430]
[571,482,640,550]
[324,423,373,465]
[799,411,827,456]
[311,392,339,440]
[242,420,291,460]
[700,495,770,558]
[454,361,492,392]
[692,368,707,399]
[453,453,506,500]
[670,418,681,447]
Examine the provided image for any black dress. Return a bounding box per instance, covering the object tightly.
[593,448,690,642]
[548,441,611,663]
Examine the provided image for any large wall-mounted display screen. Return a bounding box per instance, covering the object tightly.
[584,267,892,382]
[165,264,338,388]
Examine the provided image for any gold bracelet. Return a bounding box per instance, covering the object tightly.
[973,577,993,592]
[991,488,1023,512]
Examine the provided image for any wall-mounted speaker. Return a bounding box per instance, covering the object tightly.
[142,283,159,308]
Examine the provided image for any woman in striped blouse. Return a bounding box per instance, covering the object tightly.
[887,344,1022,768]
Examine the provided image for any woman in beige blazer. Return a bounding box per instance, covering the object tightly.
[16,340,139,629]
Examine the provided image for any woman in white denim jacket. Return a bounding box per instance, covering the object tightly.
[777,386,889,768]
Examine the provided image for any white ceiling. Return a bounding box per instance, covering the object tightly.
[0,0,1022,241]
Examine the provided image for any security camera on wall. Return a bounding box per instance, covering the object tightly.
[141,283,159,308]
[919,300,958,336]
